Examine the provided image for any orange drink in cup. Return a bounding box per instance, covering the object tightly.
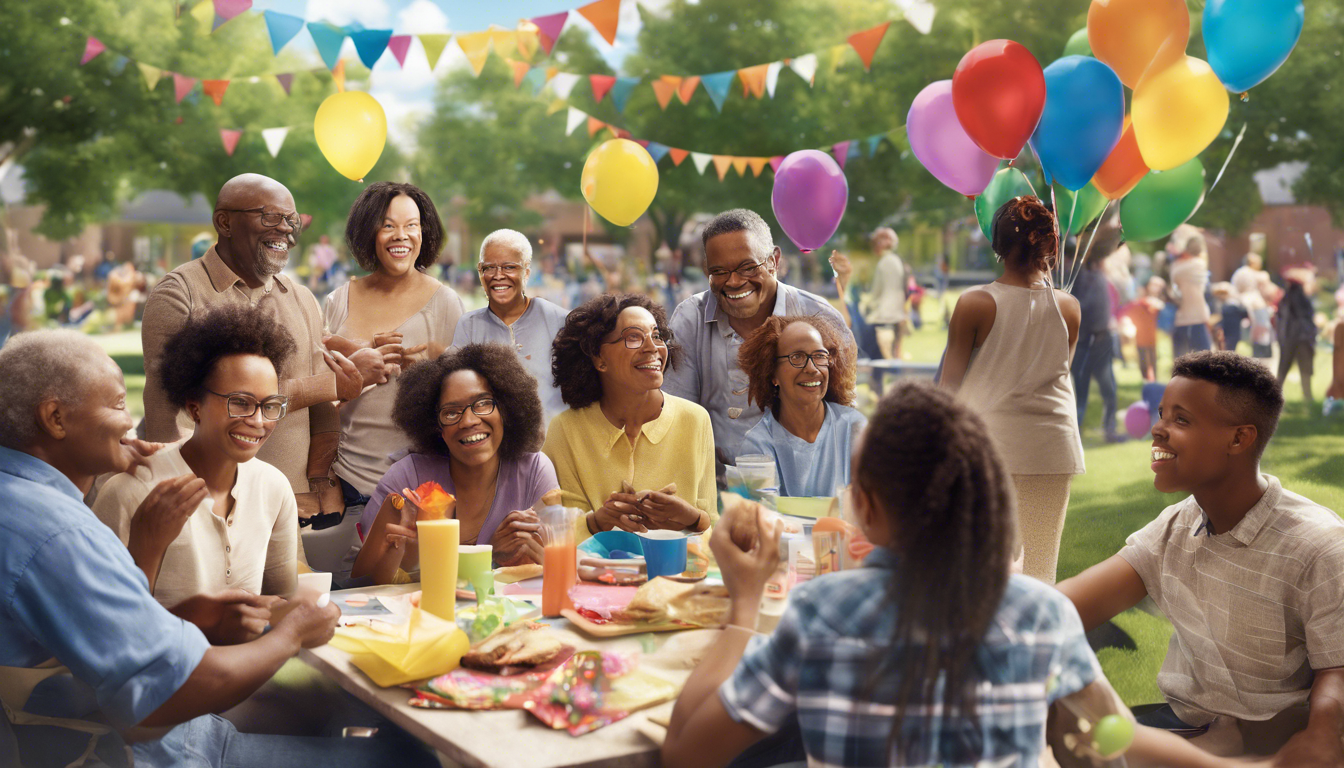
[540,506,579,617]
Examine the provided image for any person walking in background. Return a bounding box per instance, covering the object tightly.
[1211,282,1247,353]
[1276,267,1318,405]
[863,227,908,360]
[1232,253,1273,359]
[1124,276,1166,382]
[1071,251,1126,443]
[1168,231,1213,359]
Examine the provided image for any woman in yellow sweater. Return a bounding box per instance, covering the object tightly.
[543,293,716,538]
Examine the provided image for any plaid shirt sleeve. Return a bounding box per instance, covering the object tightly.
[1046,594,1102,705]
[718,604,805,734]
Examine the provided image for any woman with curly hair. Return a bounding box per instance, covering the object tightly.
[543,293,715,538]
[939,196,1084,584]
[93,303,299,611]
[736,315,866,498]
[350,344,559,584]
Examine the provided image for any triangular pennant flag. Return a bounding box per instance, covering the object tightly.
[731,157,749,176]
[137,63,162,90]
[509,59,531,88]
[832,141,850,169]
[545,66,559,82]
[488,26,518,58]
[635,139,650,148]
[691,153,713,175]
[587,117,607,137]
[827,44,848,74]
[212,0,251,27]
[515,24,539,61]
[668,148,689,166]
[645,142,670,163]
[457,32,492,76]
[307,23,347,71]
[190,0,215,28]
[847,141,862,159]
[576,0,620,45]
[546,99,567,115]
[531,11,568,55]
[549,72,581,100]
[263,11,305,54]
[388,35,412,67]
[610,77,639,112]
[110,55,129,75]
[701,71,735,112]
[173,73,198,103]
[419,34,451,70]
[79,37,105,65]
[712,155,734,181]
[351,29,393,68]
[220,129,242,156]
[651,78,677,110]
[589,74,616,103]
[894,0,937,34]
[262,126,290,158]
[202,79,230,106]
[847,21,890,71]
[769,155,785,172]
[866,134,884,157]
[275,73,293,95]
[522,66,549,94]
[613,128,632,140]
[565,107,587,136]
[677,75,699,105]
[332,59,346,93]
[737,64,769,98]
[765,61,783,97]
[789,53,818,85]
[748,157,768,177]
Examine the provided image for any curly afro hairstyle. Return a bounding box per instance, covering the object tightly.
[551,293,682,410]
[344,181,444,273]
[1171,350,1283,459]
[737,315,856,415]
[992,195,1059,275]
[160,303,296,408]
[392,343,545,460]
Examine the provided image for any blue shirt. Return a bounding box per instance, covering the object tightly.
[451,297,570,424]
[737,402,867,498]
[719,548,1100,767]
[0,446,209,729]
[664,283,852,461]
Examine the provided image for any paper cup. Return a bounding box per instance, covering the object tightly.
[296,571,332,608]
[636,530,688,579]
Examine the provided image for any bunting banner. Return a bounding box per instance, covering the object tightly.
[173,73,198,103]
[589,74,616,103]
[565,107,587,135]
[457,31,493,76]
[275,72,294,95]
[79,36,106,65]
[575,0,621,46]
[691,153,712,175]
[211,0,252,32]
[137,62,162,90]
[350,29,393,68]
[202,79,230,106]
[832,141,851,169]
[548,72,582,100]
[700,71,735,112]
[388,35,412,67]
[737,64,770,98]
[419,34,452,70]
[261,126,290,157]
[263,11,305,55]
[765,61,783,98]
[530,11,568,55]
[307,23,346,71]
[609,77,640,112]
[219,128,242,156]
[846,21,890,71]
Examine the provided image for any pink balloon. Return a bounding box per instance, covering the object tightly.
[771,150,848,253]
[1125,401,1151,440]
[908,80,1000,197]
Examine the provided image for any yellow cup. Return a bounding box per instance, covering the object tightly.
[457,544,493,593]
[417,519,460,621]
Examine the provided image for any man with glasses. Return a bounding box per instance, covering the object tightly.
[664,209,853,465]
[451,229,570,424]
[141,173,390,531]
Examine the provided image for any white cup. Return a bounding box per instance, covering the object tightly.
[296,572,332,608]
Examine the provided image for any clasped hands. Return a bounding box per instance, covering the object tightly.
[322,332,430,402]
[170,589,339,648]
[594,487,704,534]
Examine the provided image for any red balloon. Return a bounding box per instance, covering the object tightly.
[952,40,1047,160]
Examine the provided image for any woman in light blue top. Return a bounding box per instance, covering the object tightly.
[736,315,866,498]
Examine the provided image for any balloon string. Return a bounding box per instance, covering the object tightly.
[1067,198,1115,293]
[1188,122,1248,220]
[1049,185,1062,286]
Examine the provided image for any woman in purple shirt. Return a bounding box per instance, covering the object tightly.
[351,344,559,583]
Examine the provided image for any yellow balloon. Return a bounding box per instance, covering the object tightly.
[314,91,387,182]
[581,139,659,227]
[1132,56,1229,172]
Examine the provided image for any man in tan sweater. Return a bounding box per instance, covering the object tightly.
[141,173,386,523]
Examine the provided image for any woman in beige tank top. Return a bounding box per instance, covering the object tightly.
[939,196,1084,583]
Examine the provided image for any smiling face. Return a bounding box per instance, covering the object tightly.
[773,321,829,412]
[375,194,422,277]
[220,185,298,281]
[438,370,504,469]
[186,354,281,465]
[63,356,138,477]
[1150,376,1255,494]
[705,230,779,321]
[594,306,669,396]
[479,241,530,309]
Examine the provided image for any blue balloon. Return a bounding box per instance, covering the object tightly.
[1204,0,1304,93]
[1028,56,1124,192]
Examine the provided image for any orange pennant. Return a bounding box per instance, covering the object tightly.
[587,116,606,137]
[731,157,749,176]
[677,75,699,105]
[202,79,230,106]
[651,78,678,110]
[509,59,530,88]
[712,155,733,181]
[576,0,621,45]
[737,64,770,98]
[332,59,346,92]
[847,22,890,71]
[668,147,689,166]
[747,157,768,177]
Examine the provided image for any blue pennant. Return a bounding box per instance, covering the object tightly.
[700,71,735,112]
[264,11,306,55]
[645,142,670,163]
[350,29,392,68]
[523,67,549,95]
[865,134,884,157]
[307,23,347,71]
[610,77,641,112]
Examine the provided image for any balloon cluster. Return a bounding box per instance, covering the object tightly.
[909,0,1303,244]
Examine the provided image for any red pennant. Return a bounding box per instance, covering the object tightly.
[635,139,651,148]
[531,11,568,55]
[669,148,689,166]
[576,0,620,45]
[613,128,632,140]
[202,79,230,106]
[220,129,242,156]
[832,142,850,169]
[79,37,106,65]
[275,73,293,95]
[847,22,890,72]
[388,35,412,67]
[589,74,616,103]
[172,73,198,103]
[509,59,531,88]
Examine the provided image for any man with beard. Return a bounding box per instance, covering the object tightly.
[141,174,388,525]
[664,209,852,466]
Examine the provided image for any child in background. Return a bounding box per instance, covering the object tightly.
[1125,276,1166,382]
[1210,282,1247,353]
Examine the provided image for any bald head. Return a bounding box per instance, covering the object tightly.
[216,173,294,212]
[0,330,116,450]
[213,173,298,285]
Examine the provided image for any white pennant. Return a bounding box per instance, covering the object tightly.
[565,107,587,136]
[789,53,818,85]
[261,127,290,158]
[691,152,712,175]
[549,72,581,100]
[765,61,783,98]
[893,0,936,34]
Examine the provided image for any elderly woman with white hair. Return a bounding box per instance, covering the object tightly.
[452,229,570,425]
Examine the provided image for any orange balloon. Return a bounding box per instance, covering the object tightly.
[1088,0,1190,88]
[1092,118,1149,200]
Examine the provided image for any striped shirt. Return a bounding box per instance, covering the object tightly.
[719,548,1100,767]
[1119,475,1344,726]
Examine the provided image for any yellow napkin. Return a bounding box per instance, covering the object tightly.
[331,608,470,687]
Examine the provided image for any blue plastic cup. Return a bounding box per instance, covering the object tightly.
[636,531,688,579]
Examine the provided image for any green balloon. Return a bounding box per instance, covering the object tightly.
[1054,183,1109,235]
[1063,28,1093,58]
[975,167,1037,240]
[1119,159,1206,243]
[1093,714,1135,757]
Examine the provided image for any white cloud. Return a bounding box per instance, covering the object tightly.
[397,0,449,33]
[304,0,391,28]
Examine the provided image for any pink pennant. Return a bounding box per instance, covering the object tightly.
[79,37,106,65]
[531,11,568,55]
[173,73,198,103]
[220,129,242,156]
[832,141,850,169]
[213,0,251,21]
[387,35,412,67]
[275,73,293,95]
[635,139,651,148]
[769,155,785,173]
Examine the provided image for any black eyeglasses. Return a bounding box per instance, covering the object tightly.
[438,396,496,426]
[707,259,768,282]
[478,262,524,276]
[218,207,303,233]
[602,327,668,350]
[206,390,289,420]
[776,351,832,369]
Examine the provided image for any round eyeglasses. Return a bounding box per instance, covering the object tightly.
[206,390,289,420]
[602,327,668,349]
[776,351,832,369]
[478,263,523,277]
[438,397,496,426]
[707,259,768,282]
[217,207,303,234]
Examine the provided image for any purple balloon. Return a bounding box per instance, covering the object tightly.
[907,80,1000,197]
[771,150,848,253]
[1125,401,1151,440]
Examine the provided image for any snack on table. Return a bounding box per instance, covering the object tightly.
[534,489,564,510]
[405,481,455,522]
[721,493,762,552]
[462,624,564,673]
[617,577,728,627]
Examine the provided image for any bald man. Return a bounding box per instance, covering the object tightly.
[141,174,388,527]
